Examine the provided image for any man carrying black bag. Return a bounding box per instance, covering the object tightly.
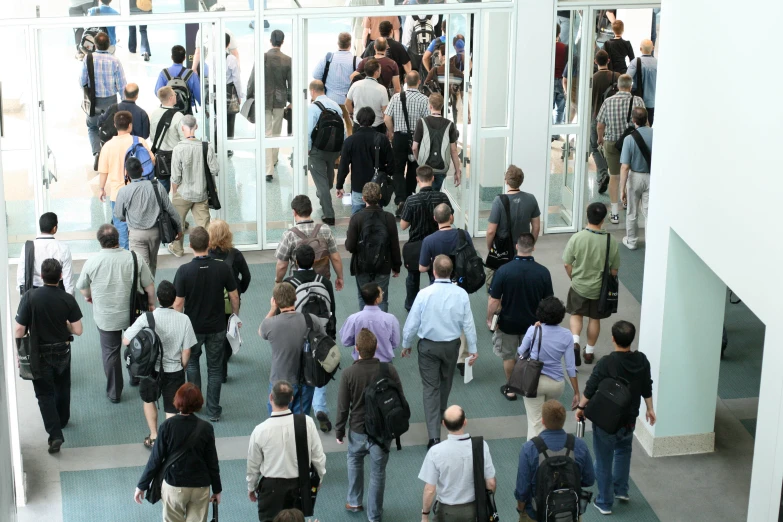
[149,86,186,193]
[247,380,327,522]
[576,321,655,516]
[14,258,83,454]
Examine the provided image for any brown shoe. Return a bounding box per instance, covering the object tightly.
[583,347,595,364]
[345,504,363,512]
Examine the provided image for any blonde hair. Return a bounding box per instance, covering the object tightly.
[208,220,233,252]
[157,86,175,104]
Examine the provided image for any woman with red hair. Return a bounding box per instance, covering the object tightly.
[134,383,222,520]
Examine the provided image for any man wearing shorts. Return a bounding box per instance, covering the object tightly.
[562,203,620,364]
[123,280,196,448]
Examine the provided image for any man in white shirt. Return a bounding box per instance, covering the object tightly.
[345,60,389,134]
[17,213,74,295]
[246,380,327,522]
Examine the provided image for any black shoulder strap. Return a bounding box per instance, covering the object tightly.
[635,57,644,98]
[183,69,194,82]
[145,311,156,331]
[564,434,575,457]
[321,52,333,90]
[603,232,612,274]
[293,414,313,516]
[625,94,634,124]
[531,436,549,457]
[86,52,96,101]
[160,420,206,478]
[400,90,412,135]
[472,436,488,521]
[202,141,211,178]
[23,240,35,292]
[373,133,381,172]
[130,251,140,323]
[152,109,177,153]
[630,129,652,172]
[303,312,314,331]
[163,68,172,81]
[499,194,511,232]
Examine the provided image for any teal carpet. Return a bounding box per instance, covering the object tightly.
[61,436,659,522]
[63,263,580,449]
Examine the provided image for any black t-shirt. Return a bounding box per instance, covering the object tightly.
[602,38,635,74]
[591,69,618,119]
[173,257,237,334]
[488,257,554,335]
[400,187,452,242]
[363,38,411,80]
[15,286,82,345]
[413,115,459,145]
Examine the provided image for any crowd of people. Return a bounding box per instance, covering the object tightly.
[12,8,660,522]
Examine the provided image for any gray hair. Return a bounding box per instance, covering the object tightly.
[181,114,197,131]
[618,74,633,91]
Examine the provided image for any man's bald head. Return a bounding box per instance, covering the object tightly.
[433,255,453,279]
[433,203,452,225]
[443,405,466,432]
[640,39,654,54]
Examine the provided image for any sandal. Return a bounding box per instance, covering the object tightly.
[144,435,156,449]
[500,385,517,401]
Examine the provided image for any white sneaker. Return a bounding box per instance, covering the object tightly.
[616,495,630,501]
[610,213,620,224]
[594,502,612,515]
[622,236,637,250]
[167,243,183,258]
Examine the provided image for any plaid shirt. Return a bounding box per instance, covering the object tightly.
[385,88,430,133]
[80,51,127,99]
[275,220,339,264]
[596,92,645,141]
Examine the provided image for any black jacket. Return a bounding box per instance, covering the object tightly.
[345,206,402,276]
[208,247,252,295]
[584,350,653,425]
[336,127,394,193]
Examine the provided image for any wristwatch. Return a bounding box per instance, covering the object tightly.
[576,405,585,410]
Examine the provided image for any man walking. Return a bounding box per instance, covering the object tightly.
[114,157,181,277]
[169,114,219,257]
[384,71,430,216]
[399,166,451,310]
[626,40,658,125]
[336,108,394,215]
[154,45,201,113]
[590,50,616,193]
[345,60,389,134]
[576,321,655,515]
[345,183,401,312]
[100,83,150,140]
[149,86,186,193]
[307,80,344,226]
[312,32,358,135]
[173,227,240,422]
[14,259,83,454]
[620,107,653,251]
[264,29,292,183]
[413,94,461,191]
[596,74,645,224]
[419,203,473,277]
[402,256,477,448]
[80,31,127,158]
[418,405,496,521]
[247,380,327,522]
[77,224,155,403]
[340,283,401,363]
[259,283,327,415]
[335,328,405,519]
[563,202,620,364]
[353,37,400,94]
[487,234,553,400]
[17,212,74,295]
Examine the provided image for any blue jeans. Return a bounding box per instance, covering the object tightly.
[593,424,634,511]
[157,177,171,193]
[87,95,117,154]
[128,25,149,54]
[432,173,446,192]
[405,269,420,311]
[351,191,365,215]
[312,385,329,415]
[347,431,389,521]
[356,272,390,312]
[267,382,314,416]
[186,331,226,418]
[553,78,566,126]
[109,201,129,249]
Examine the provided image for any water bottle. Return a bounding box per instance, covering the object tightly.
[576,419,585,438]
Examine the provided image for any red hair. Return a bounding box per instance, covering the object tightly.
[173,383,204,414]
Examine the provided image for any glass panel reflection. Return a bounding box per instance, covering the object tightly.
[477,137,507,232]
[224,149,258,245]
[548,134,577,228]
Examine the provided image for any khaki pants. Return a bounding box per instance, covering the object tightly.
[128,227,161,277]
[523,375,566,438]
[340,104,354,136]
[265,108,285,176]
[171,193,210,256]
[161,480,210,522]
[604,140,622,177]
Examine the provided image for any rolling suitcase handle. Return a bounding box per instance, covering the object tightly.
[210,499,218,522]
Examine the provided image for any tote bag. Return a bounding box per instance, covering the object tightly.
[505,325,544,397]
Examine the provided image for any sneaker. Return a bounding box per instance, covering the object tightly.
[142,52,150,62]
[610,213,620,224]
[209,415,221,423]
[322,217,335,226]
[598,173,609,194]
[427,438,441,450]
[345,504,363,513]
[395,202,404,219]
[615,495,630,501]
[623,200,628,210]
[316,411,332,433]
[457,362,465,377]
[48,439,63,454]
[594,502,612,515]
[266,175,273,183]
[583,347,595,364]
[574,342,582,367]
[167,244,183,258]
[622,236,637,251]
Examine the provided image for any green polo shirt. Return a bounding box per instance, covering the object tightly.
[562,229,620,300]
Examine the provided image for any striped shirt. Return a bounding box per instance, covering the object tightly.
[596,91,645,141]
[114,179,182,231]
[312,50,357,105]
[171,139,220,203]
[400,187,452,242]
[385,88,430,133]
[124,308,197,373]
[80,50,127,99]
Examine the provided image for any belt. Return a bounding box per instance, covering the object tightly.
[39,342,70,348]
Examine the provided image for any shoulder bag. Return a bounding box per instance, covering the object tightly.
[630,129,652,172]
[202,142,222,210]
[20,240,35,295]
[471,436,500,522]
[82,52,97,117]
[505,325,544,397]
[146,419,207,504]
[292,414,320,516]
[614,95,636,152]
[485,194,514,270]
[151,181,178,244]
[16,289,41,380]
[597,233,619,315]
[226,83,240,115]
[632,57,644,99]
[400,90,416,162]
[371,133,394,208]
[130,251,149,325]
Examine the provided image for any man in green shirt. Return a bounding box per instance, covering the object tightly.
[562,203,620,364]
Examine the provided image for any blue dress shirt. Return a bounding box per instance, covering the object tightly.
[154,64,202,106]
[87,5,119,46]
[626,55,657,108]
[402,279,477,353]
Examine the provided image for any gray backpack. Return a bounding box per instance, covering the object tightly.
[162,67,194,115]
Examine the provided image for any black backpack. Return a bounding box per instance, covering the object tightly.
[300,313,341,389]
[163,67,195,115]
[600,71,620,106]
[532,435,582,522]
[408,16,436,72]
[124,312,163,403]
[310,101,344,153]
[98,103,120,145]
[371,133,393,208]
[451,229,485,294]
[422,118,452,174]
[363,363,410,452]
[80,26,108,54]
[357,211,390,275]
[584,356,634,434]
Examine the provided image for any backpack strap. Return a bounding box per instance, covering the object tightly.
[293,414,314,516]
[303,312,314,331]
[183,69,194,82]
[162,68,172,81]
[531,436,549,458]
[288,277,301,287]
[311,224,322,238]
[152,108,177,153]
[630,129,652,172]
[499,194,511,235]
[145,311,155,331]
[321,52,333,92]
[564,434,575,458]
[471,436,488,521]
[23,240,35,293]
[291,227,308,241]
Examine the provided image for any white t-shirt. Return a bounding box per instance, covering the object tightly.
[346,78,389,127]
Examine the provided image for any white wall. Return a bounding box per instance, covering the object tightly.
[640,0,783,518]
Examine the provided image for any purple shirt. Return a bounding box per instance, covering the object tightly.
[339,305,401,363]
[517,324,577,381]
